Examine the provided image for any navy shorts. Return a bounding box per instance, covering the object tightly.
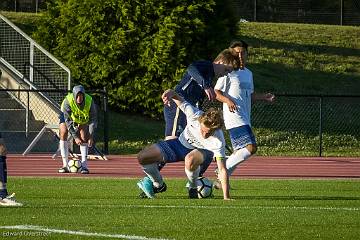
[228,125,256,150]
[156,138,213,173]
[163,103,187,137]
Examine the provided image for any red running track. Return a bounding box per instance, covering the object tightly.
[6,154,360,179]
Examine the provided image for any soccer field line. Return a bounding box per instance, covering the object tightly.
[0,225,173,240]
[37,204,359,212]
[113,204,360,212]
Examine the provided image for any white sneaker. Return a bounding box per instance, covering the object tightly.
[0,193,23,207]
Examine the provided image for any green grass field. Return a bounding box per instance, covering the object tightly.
[1,177,359,239]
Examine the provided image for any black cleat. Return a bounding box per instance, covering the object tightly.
[188,188,198,199]
[58,166,70,173]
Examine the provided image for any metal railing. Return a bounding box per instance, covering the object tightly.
[0,13,71,98]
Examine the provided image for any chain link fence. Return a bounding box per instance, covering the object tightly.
[0,0,46,13]
[2,1,360,26]
[232,0,360,26]
[0,88,109,154]
[1,88,359,156]
[202,94,360,157]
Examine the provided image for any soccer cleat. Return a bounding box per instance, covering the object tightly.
[158,162,166,171]
[80,167,90,174]
[188,188,198,199]
[139,181,166,198]
[138,192,148,199]
[58,166,70,173]
[137,177,155,199]
[0,193,23,207]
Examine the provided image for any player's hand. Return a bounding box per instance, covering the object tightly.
[265,93,275,102]
[74,137,82,146]
[88,138,94,148]
[226,99,237,113]
[224,198,235,201]
[204,87,216,101]
[162,89,174,106]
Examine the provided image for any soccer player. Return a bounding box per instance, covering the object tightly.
[0,133,22,206]
[158,48,240,172]
[58,85,97,174]
[164,48,240,140]
[137,89,231,200]
[214,40,274,187]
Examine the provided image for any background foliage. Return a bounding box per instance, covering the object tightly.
[2,11,359,156]
[33,0,237,117]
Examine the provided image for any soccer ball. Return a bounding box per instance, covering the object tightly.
[195,177,213,198]
[68,159,82,173]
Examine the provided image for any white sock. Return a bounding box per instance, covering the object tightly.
[59,140,69,167]
[142,163,164,188]
[80,144,88,169]
[185,166,200,188]
[226,148,252,176]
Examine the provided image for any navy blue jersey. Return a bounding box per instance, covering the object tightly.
[175,60,214,106]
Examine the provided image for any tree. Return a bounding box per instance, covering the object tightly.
[34,0,237,116]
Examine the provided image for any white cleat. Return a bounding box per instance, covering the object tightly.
[0,193,23,207]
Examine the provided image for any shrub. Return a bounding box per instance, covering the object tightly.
[34,0,237,116]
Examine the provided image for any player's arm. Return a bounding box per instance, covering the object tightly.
[187,63,216,101]
[215,89,237,113]
[215,156,231,200]
[214,76,237,112]
[251,93,275,102]
[162,89,184,107]
[162,89,199,119]
[211,132,231,200]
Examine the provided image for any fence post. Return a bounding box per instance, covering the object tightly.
[318,96,323,157]
[340,0,344,25]
[29,42,34,84]
[26,91,29,137]
[254,0,257,21]
[103,87,109,154]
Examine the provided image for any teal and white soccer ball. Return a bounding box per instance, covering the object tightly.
[68,159,82,173]
[196,177,213,198]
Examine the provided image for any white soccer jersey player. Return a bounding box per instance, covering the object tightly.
[214,68,254,130]
[177,101,226,159]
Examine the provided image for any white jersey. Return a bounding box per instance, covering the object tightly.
[214,68,254,129]
[177,101,226,159]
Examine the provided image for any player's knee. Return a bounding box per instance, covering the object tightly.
[0,144,6,156]
[137,150,146,165]
[59,124,68,140]
[59,131,68,140]
[137,148,154,165]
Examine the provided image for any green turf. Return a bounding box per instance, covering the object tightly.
[1,177,359,239]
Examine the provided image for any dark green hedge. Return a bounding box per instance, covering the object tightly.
[34,0,237,116]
